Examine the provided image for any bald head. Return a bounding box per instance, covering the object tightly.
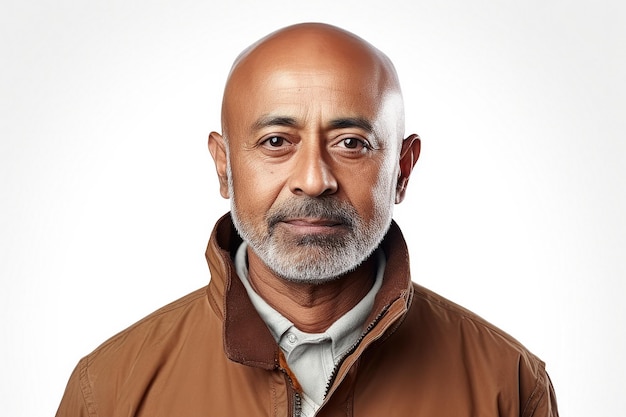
[221,23,405,141]
[229,23,399,82]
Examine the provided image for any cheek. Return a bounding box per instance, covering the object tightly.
[341,163,396,221]
[368,155,400,215]
[230,159,285,215]
[371,173,397,208]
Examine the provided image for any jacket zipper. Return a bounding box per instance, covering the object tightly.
[278,366,302,417]
[293,391,302,417]
[322,291,412,401]
[323,307,389,398]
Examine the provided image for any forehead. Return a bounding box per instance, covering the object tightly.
[257,67,380,109]
[223,58,398,135]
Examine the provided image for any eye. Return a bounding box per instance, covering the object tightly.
[341,138,360,149]
[258,135,294,156]
[337,137,370,151]
[264,136,285,147]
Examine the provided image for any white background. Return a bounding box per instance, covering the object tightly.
[1,0,624,416]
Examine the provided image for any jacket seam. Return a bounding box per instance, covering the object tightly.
[521,368,547,417]
[78,357,98,417]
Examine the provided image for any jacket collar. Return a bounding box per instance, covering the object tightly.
[205,213,413,370]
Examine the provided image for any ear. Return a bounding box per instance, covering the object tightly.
[208,131,230,199]
[395,134,421,204]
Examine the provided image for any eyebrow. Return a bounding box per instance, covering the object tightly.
[328,117,373,133]
[252,115,299,131]
[252,115,374,133]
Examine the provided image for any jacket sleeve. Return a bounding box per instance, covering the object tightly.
[56,358,97,417]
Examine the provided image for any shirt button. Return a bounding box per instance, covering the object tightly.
[287,333,297,344]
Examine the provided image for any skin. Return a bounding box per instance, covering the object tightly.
[208,23,421,333]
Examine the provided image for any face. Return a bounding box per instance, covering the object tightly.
[211,30,415,284]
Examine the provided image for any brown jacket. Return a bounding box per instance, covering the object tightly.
[56,214,558,416]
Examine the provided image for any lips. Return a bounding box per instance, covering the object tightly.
[279,218,347,236]
[284,218,343,227]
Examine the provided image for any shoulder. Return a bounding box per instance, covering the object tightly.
[83,286,213,370]
[57,287,215,416]
[399,283,550,385]
[408,283,556,413]
[409,282,539,359]
[360,283,558,416]
[405,284,557,414]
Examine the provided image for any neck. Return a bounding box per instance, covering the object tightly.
[246,249,376,333]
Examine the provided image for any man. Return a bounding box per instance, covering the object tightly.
[56,23,558,416]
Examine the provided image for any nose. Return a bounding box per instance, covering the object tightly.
[288,143,338,197]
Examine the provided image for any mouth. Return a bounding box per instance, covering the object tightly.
[285,217,342,226]
[278,217,347,235]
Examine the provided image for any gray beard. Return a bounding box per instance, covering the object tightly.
[230,195,391,284]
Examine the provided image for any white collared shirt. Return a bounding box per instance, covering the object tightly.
[235,243,385,416]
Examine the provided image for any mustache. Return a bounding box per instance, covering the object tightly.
[266,197,357,230]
